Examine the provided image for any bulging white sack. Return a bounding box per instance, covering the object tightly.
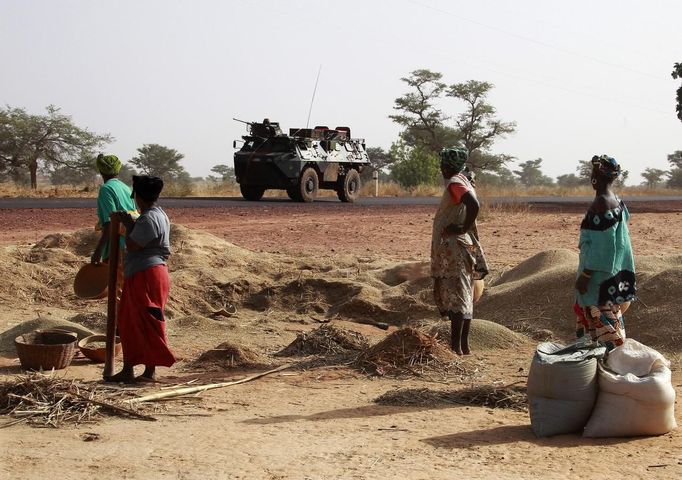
[584,340,677,438]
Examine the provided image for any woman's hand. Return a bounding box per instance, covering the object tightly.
[111,211,134,231]
[90,247,103,265]
[575,274,590,294]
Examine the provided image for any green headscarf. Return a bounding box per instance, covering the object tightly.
[439,147,468,173]
[96,154,122,176]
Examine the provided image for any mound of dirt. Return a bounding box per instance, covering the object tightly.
[191,341,268,370]
[477,250,682,352]
[277,324,369,356]
[426,319,529,349]
[68,312,107,333]
[496,249,578,284]
[0,318,94,353]
[356,327,455,374]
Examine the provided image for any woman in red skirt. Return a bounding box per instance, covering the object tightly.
[106,175,175,383]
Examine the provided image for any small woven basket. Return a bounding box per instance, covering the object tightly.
[15,329,78,370]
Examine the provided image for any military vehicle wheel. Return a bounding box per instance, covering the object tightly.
[298,168,319,202]
[240,184,265,201]
[337,169,361,203]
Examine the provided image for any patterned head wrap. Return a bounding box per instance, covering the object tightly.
[131,175,164,202]
[439,147,469,173]
[95,154,122,176]
[591,155,621,180]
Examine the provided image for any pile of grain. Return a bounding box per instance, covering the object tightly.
[191,341,268,370]
[425,319,529,350]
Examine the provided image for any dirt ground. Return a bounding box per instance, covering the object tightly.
[1,203,681,268]
[1,202,681,479]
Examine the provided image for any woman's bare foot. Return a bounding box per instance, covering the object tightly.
[137,365,157,382]
[104,366,135,384]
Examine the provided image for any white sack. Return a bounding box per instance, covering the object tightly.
[584,341,677,438]
[606,338,669,376]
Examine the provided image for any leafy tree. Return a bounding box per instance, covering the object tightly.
[447,80,516,154]
[0,105,111,189]
[468,150,515,173]
[556,173,584,188]
[130,144,189,182]
[118,163,137,186]
[389,69,454,153]
[667,150,682,188]
[577,160,593,181]
[363,147,393,182]
[672,62,682,122]
[389,70,515,177]
[389,141,440,188]
[49,164,98,185]
[513,159,554,187]
[641,168,668,188]
[210,164,236,184]
[476,167,517,187]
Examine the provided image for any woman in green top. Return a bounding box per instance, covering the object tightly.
[91,154,137,264]
[574,155,636,351]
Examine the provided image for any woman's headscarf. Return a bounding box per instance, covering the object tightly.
[439,147,469,173]
[591,154,621,181]
[95,154,122,176]
[131,175,164,202]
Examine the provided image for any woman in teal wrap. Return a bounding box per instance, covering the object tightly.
[574,155,636,351]
[91,154,137,264]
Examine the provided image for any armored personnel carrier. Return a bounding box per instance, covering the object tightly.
[233,119,371,202]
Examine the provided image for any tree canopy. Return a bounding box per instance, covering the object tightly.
[556,173,584,188]
[389,141,440,188]
[447,80,516,155]
[0,105,111,188]
[130,144,190,183]
[209,164,236,184]
[513,159,554,187]
[641,168,667,188]
[667,150,682,188]
[672,62,682,122]
[389,69,515,176]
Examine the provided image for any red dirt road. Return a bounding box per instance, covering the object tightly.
[1,204,679,268]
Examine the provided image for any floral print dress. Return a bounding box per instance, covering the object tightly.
[575,198,636,350]
[431,174,488,319]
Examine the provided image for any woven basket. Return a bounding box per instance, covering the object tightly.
[15,329,78,370]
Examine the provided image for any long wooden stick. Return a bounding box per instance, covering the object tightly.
[103,215,121,379]
[127,364,292,404]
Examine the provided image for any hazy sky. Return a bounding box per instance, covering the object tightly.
[1,0,680,184]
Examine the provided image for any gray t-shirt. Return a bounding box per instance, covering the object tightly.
[124,206,171,278]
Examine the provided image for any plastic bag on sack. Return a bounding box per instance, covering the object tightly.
[584,340,677,437]
[606,338,670,376]
[527,338,606,438]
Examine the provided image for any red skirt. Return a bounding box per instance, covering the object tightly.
[118,265,175,367]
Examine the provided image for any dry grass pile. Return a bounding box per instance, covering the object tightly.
[191,341,268,370]
[277,324,369,357]
[0,372,152,428]
[0,318,93,353]
[425,319,529,350]
[374,384,527,411]
[356,327,455,375]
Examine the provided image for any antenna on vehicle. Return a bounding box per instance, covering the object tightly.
[305,64,322,129]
